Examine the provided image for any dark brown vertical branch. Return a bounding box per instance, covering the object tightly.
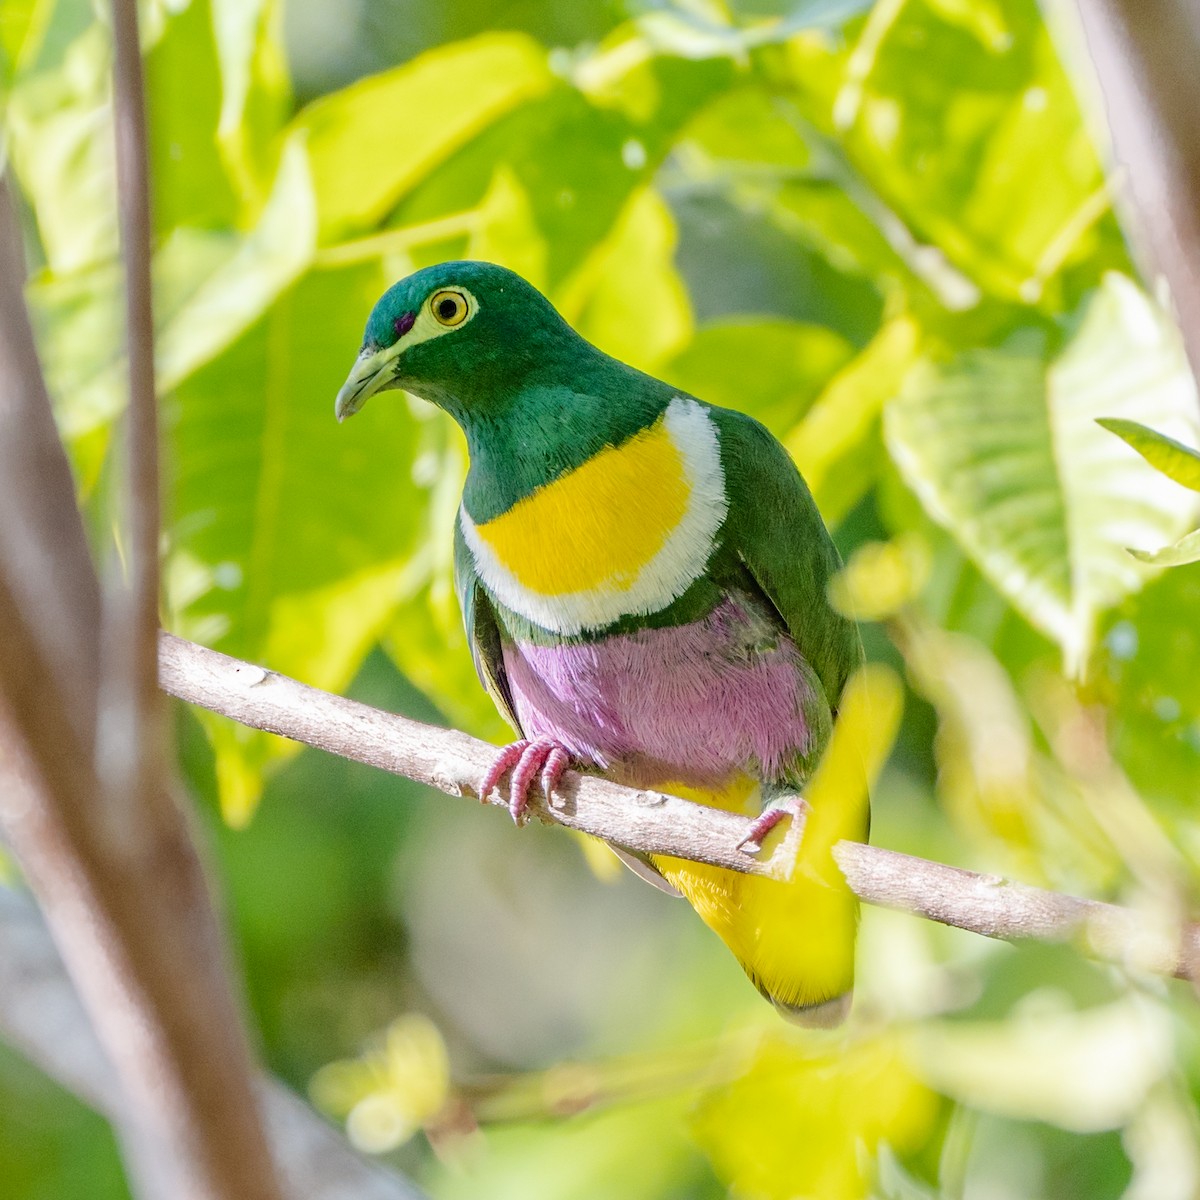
[0,887,431,1200]
[0,178,102,740]
[0,96,285,1200]
[103,0,164,814]
[1071,0,1200,381]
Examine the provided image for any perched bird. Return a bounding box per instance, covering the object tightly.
[336,261,864,1023]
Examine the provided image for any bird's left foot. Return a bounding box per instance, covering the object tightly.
[479,737,571,825]
[737,796,809,853]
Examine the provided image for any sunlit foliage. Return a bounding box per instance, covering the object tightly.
[4,1,1200,1197]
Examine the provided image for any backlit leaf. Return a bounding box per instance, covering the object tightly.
[559,186,694,373]
[786,313,920,523]
[155,134,317,390]
[296,32,555,241]
[694,1031,940,1199]
[163,262,427,815]
[911,1000,1173,1133]
[785,0,1125,305]
[1128,529,1200,569]
[210,0,290,201]
[666,317,854,435]
[6,25,116,272]
[886,275,1200,672]
[1097,417,1200,495]
[0,0,53,84]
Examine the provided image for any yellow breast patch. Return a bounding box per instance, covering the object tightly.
[473,413,690,594]
[459,396,728,635]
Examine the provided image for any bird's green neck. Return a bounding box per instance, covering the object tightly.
[454,355,675,524]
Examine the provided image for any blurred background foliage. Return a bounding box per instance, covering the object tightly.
[4,0,1200,1196]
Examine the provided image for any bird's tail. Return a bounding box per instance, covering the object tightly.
[650,775,862,1024]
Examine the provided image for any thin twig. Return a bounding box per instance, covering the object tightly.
[157,632,1200,982]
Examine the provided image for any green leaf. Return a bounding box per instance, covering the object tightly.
[1097,417,1200,494]
[665,316,854,435]
[464,165,549,288]
[693,1032,940,1200]
[787,314,921,523]
[886,275,1200,672]
[145,0,241,234]
[381,410,512,742]
[391,51,733,288]
[1108,564,1200,818]
[295,32,555,242]
[163,263,428,817]
[34,136,316,443]
[911,1000,1172,1132]
[788,0,1123,304]
[681,83,814,169]
[210,0,290,201]
[0,0,53,84]
[1128,528,1200,568]
[430,1098,708,1200]
[6,25,116,272]
[559,187,695,374]
[155,134,317,391]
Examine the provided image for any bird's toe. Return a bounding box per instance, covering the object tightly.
[507,738,559,824]
[539,746,571,806]
[737,795,810,853]
[479,740,529,804]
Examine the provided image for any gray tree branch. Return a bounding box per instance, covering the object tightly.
[157,632,1200,983]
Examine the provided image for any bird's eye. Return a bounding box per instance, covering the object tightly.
[430,289,469,327]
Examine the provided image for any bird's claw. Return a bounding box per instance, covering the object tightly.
[737,796,809,853]
[479,737,571,825]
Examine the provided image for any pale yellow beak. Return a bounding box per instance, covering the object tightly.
[334,344,402,422]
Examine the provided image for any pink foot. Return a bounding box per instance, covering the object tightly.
[479,737,572,825]
[737,796,809,853]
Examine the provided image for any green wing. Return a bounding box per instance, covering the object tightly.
[713,407,862,715]
[453,516,521,733]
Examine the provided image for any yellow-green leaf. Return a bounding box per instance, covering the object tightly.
[787,314,921,524]
[296,32,555,241]
[886,275,1200,673]
[666,318,854,437]
[559,186,693,373]
[910,999,1173,1133]
[694,1032,940,1200]
[1097,417,1200,494]
[1129,528,1200,568]
[6,25,116,272]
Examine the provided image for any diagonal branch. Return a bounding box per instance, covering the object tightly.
[158,632,1200,984]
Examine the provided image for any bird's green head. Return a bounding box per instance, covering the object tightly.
[334,260,581,423]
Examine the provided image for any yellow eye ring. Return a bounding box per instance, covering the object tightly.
[430,289,470,327]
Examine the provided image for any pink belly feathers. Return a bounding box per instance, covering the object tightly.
[501,596,818,791]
